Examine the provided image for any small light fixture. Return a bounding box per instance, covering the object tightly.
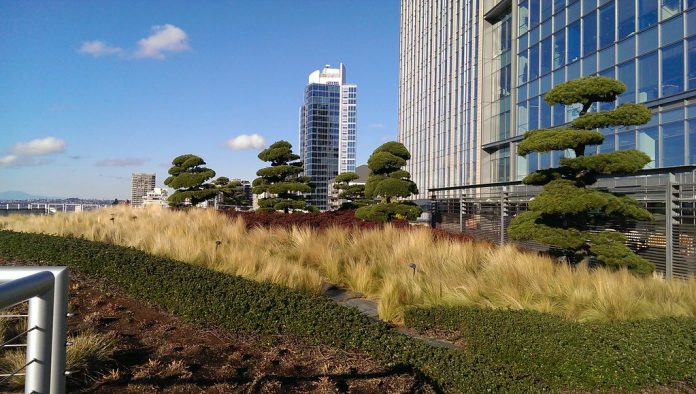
[408,262,417,277]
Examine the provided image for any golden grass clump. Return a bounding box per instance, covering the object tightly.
[3,206,696,323]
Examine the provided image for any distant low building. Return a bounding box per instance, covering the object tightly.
[329,164,369,210]
[141,188,168,208]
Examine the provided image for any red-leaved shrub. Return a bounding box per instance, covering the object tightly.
[224,210,475,243]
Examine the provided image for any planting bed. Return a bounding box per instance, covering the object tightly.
[0,258,432,393]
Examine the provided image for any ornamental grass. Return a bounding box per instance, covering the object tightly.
[2,206,696,322]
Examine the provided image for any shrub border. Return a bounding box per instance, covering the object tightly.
[0,231,542,392]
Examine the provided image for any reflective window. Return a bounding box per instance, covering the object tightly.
[599,2,616,48]
[529,96,540,130]
[542,18,553,38]
[618,0,636,39]
[638,26,658,54]
[568,21,582,62]
[518,52,529,84]
[568,59,581,79]
[553,100,566,124]
[528,152,539,173]
[618,36,635,62]
[618,130,636,150]
[583,0,597,14]
[540,152,551,169]
[661,0,682,20]
[639,0,659,29]
[555,8,566,31]
[555,0,566,12]
[530,0,540,27]
[638,126,659,168]
[541,37,552,75]
[543,1,553,21]
[583,11,598,55]
[554,31,565,68]
[663,122,685,166]
[530,44,540,80]
[600,132,616,153]
[689,120,696,164]
[662,42,684,96]
[568,1,582,21]
[540,99,552,128]
[688,10,696,36]
[661,15,683,45]
[584,52,598,75]
[638,51,659,102]
[600,46,615,70]
[618,60,636,103]
[689,37,696,89]
[554,67,566,85]
[517,102,529,134]
[519,0,530,34]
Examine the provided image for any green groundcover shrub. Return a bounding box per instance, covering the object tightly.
[405,306,696,391]
[0,231,543,393]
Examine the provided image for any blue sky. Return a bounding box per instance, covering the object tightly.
[0,1,400,199]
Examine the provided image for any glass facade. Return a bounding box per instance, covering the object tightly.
[398,0,481,198]
[511,0,696,181]
[299,64,357,210]
[398,1,696,195]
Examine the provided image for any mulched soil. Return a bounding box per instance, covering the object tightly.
[0,258,436,393]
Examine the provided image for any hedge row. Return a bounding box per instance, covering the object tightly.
[225,210,476,243]
[405,306,696,391]
[0,231,539,392]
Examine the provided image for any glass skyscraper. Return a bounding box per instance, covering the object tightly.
[299,64,357,211]
[400,0,696,197]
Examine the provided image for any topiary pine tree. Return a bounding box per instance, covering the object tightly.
[507,76,655,274]
[164,154,218,207]
[252,140,313,213]
[333,172,369,210]
[213,177,250,207]
[355,141,421,221]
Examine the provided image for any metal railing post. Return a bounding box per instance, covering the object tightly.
[0,267,68,394]
[666,173,678,279]
[500,186,508,245]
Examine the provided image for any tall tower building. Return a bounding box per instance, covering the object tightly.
[299,63,357,211]
[130,173,156,208]
[400,0,696,197]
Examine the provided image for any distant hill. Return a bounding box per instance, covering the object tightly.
[0,191,51,200]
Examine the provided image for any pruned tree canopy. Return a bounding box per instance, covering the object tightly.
[253,140,313,213]
[356,141,421,221]
[164,154,218,206]
[508,76,655,274]
[333,172,368,210]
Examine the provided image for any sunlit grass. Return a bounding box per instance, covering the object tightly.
[3,206,696,322]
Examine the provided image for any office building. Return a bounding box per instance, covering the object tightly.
[141,187,168,208]
[399,0,696,198]
[130,173,156,208]
[299,63,357,210]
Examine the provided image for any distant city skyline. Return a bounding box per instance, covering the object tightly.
[0,1,399,199]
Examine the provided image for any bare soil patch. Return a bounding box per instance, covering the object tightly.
[1,259,436,393]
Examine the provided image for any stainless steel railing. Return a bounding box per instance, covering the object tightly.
[0,267,69,394]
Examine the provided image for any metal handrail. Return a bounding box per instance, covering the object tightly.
[0,267,68,394]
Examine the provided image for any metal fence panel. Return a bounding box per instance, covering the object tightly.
[431,173,696,278]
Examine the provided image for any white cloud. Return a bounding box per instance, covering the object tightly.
[368,123,385,129]
[226,134,266,150]
[96,158,148,167]
[9,137,65,156]
[0,155,18,167]
[78,40,123,57]
[134,24,190,59]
